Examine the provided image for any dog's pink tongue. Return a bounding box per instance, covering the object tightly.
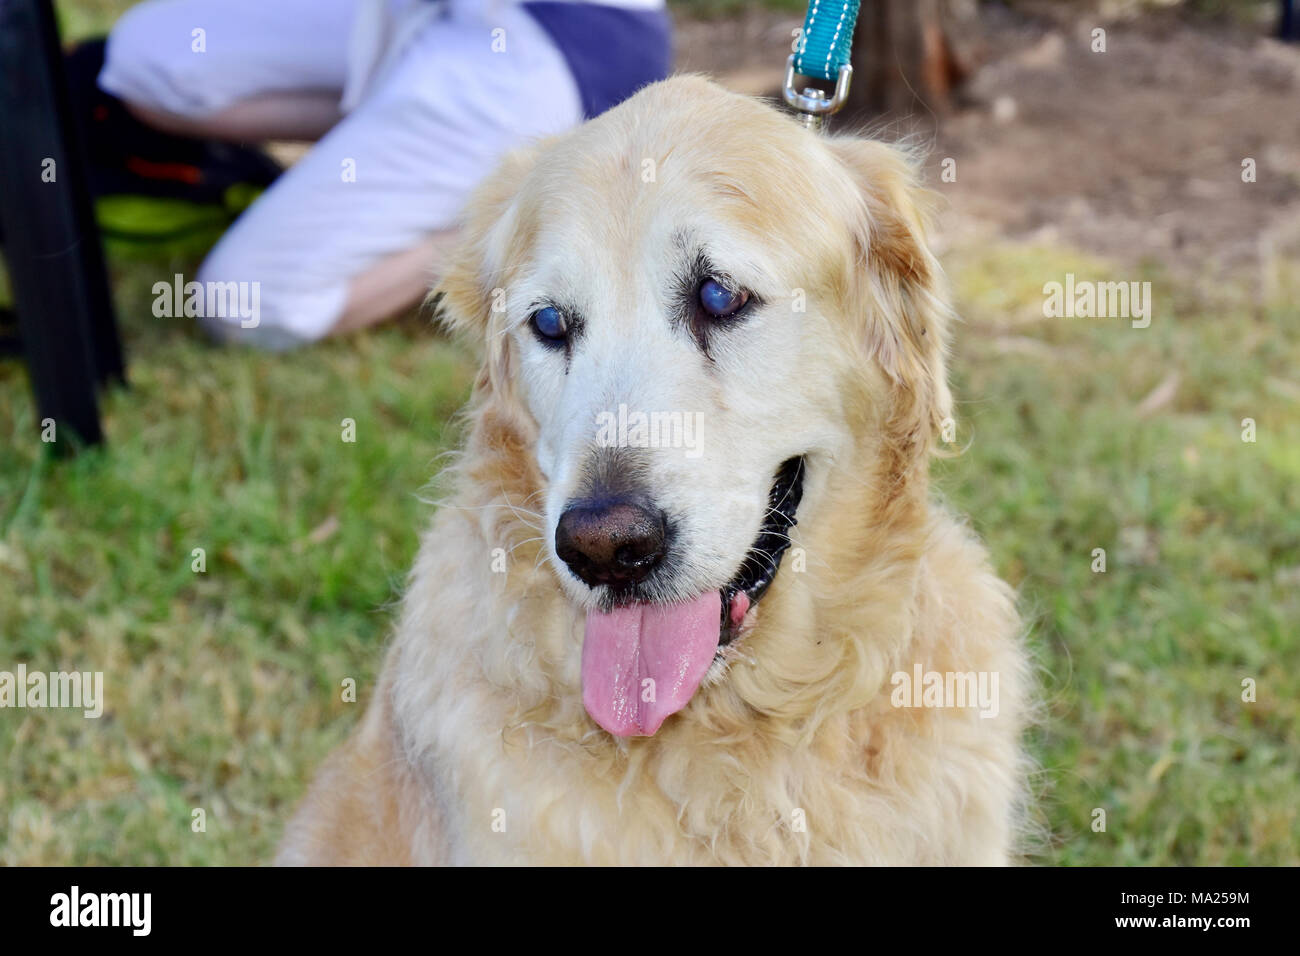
[582,592,722,737]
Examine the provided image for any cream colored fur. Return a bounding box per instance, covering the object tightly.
[278,77,1029,866]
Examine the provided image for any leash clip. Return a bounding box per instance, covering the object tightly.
[782,55,853,131]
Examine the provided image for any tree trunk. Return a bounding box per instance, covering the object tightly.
[845,0,976,121]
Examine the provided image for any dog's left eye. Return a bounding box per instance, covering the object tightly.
[698,278,749,319]
[530,306,568,343]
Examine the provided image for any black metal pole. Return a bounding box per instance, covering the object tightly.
[0,0,125,449]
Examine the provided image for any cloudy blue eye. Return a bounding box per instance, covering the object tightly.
[698,278,749,318]
[531,306,567,342]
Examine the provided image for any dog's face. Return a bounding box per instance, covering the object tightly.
[440,77,951,738]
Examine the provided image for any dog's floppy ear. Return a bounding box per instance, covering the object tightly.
[825,137,954,451]
[433,144,542,392]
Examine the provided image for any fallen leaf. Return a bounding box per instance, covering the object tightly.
[1136,371,1180,418]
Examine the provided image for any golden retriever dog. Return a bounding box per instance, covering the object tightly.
[278,76,1029,866]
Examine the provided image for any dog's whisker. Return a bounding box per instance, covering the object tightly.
[506,535,546,558]
[444,497,545,534]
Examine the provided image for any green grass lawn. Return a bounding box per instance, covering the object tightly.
[943,246,1300,865]
[1,0,1297,866]
[1,244,477,864]
[3,237,1295,865]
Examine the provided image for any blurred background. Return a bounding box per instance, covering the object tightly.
[1,0,1297,864]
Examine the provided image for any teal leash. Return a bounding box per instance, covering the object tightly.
[783,0,860,129]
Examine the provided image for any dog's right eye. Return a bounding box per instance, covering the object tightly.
[698,278,749,319]
[530,306,568,344]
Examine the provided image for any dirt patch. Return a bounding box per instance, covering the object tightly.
[675,6,1300,289]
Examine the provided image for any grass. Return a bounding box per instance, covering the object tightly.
[940,244,1300,865]
[1,245,475,864]
[4,237,1295,865]
[2,0,1297,866]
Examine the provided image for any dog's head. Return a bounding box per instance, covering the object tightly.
[437,76,952,737]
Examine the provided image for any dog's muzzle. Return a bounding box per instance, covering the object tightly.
[570,455,808,738]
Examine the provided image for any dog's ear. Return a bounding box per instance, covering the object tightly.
[824,137,954,452]
[433,144,543,392]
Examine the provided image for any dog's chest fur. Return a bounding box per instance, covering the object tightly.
[387,508,1027,866]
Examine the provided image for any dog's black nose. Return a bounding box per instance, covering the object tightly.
[555,498,666,588]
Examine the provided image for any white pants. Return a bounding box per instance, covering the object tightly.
[100,0,583,347]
